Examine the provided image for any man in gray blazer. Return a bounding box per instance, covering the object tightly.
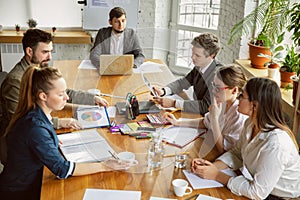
[152,33,223,115]
[89,7,144,69]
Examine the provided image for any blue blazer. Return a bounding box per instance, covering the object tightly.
[0,106,72,192]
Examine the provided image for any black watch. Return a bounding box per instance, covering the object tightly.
[161,88,166,97]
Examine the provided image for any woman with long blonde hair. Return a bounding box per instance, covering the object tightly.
[0,66,129,200]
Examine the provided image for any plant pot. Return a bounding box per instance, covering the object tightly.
[280,68,296,88]
[291,75,299,104]
[268,66,280,86]
[248,42,271,69]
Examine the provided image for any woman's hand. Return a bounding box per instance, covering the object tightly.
[58,118,82,130]
[103,159,132,171]
[209,96,222,121]
[191,158,219,180]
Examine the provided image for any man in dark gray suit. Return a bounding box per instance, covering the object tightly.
[90,7,144,69]
[152,33,223,115]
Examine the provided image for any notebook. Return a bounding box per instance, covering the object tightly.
[115,101,160,114]
[99,54,134,75]
[161,126,206,148]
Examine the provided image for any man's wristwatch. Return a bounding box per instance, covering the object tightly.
[161,88,166,97]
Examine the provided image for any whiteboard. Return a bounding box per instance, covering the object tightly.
[83,0,139,30]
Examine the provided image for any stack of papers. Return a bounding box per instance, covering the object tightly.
[58,129,115,163]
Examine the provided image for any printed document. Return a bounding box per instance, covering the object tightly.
[58,129,115,162]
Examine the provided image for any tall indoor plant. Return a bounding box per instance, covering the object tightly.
[287,2,300,47]
[228,0,291,69]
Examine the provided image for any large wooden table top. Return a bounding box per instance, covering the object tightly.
[41,60,248,200]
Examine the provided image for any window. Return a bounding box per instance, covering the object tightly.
[169,0,220,73]
[0,0,82,28]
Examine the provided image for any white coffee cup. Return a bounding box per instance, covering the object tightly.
[117,151,138,166]
[172,179,192,197]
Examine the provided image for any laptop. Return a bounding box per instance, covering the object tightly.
[99,54,134,75]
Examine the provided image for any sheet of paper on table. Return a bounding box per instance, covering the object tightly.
[83,189,141,200]
[183,169,237,189]
[150,197,176,200]
[78,60,97,69]
[133,61,163,73]
[196,194,221,200]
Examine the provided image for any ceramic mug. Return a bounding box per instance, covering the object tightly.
[117,151,138,166]
[172,179,192,197]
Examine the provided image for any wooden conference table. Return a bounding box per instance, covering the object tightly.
[41,60,248,200]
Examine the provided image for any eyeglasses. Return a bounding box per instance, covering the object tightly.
[237,93,249,100]
[211,82,230,93]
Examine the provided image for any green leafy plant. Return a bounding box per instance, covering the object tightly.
[257,32,285,67]
[282,45,300,75]
[27,18,37,28]
[228,0,291,46]
[287,2,300,47]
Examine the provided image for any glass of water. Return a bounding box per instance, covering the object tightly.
[148,131,164,168]
[174,152,187,168]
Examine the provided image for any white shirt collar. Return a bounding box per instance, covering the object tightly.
[198,59,214,74]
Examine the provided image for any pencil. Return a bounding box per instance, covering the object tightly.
[169,108,181,114]
[134,90,149,96]
[163,151,189,158]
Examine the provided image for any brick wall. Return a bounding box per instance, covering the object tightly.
[54,0,247,68]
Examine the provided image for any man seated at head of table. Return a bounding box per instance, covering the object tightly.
[164,64,248,155]
[0,65,131,200]
[0,29,108,163]
[89,6,145,69]
[191,78,300,200]
[152,32,223,115]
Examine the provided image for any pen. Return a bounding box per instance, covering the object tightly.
[104,107,111,126]
[108,150,119,160]
[163,151,190,158]
[100,93,125,99]
[185,194,199,200]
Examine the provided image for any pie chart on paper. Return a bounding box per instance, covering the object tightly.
[80,111,102,122]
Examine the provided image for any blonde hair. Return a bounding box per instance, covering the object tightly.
[5,65,62,136]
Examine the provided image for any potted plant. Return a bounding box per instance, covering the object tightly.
[228,0,291,69]
[15,24,20,32]
[257,33,284,84]
[27,18,37,28]
[287,2,300,48]
[280,46,300,103]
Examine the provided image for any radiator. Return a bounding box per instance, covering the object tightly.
[0,44,23,72]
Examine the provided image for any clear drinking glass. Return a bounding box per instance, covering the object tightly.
[148,131,164,168]
[174,153,187,168]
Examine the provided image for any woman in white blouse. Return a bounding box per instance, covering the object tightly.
[191,77,300,200]
[164,64,248,154]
